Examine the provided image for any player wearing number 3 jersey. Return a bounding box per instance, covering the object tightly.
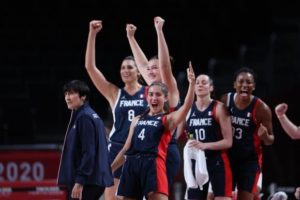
[221,67,274,200]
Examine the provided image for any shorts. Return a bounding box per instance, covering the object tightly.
[108,141,124,179]
[117,155,168,199]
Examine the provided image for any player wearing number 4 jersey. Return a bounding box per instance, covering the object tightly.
[111,63,195,200]
[85,20,148,200]
[220,67,274,200]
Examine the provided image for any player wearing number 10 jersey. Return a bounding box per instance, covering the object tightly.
[182,74,232,199]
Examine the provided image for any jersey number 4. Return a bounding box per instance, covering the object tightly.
[138,128,145,141]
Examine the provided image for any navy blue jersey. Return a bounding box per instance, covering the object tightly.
[126,113,171,161]
[186,100,222,157]
[185,100,232,197]
[226,92,262,162]
[109,86,148,144]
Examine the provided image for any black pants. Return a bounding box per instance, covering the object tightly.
[68,184,105,200]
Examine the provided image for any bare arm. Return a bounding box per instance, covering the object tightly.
[126,24,151,85]
[257,101,275,145]
[275,103,300,139]
[167,62,195,131]
[189,102,233,150]
[111,116,138,172]
[208,102,232,149]
[220,93,228,105]
[154,16,180,108]
[175,121,188,139]
[85,20,119,108]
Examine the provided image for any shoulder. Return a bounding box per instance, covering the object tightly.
[214,100,230,116]
[215,100,227,110]
[255,98,272,120]
[220,92,231,104]
[255,98,271,112]
[79,106,103,121]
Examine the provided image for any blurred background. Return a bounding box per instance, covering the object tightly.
[0,0,300,199]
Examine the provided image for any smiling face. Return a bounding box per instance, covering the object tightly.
[120,59,139,84]
[234,72,255,101]
[147,82,168,115]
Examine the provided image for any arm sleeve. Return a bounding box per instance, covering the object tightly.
[75,115,96,185]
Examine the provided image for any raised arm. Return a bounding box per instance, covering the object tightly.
[154,16,180,107]
[85,20,119,108]
[167,62,195,131]
[126,24,151,85]
[275,103,300,139]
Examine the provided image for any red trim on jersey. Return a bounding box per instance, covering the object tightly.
[155,157,169,196]
[155,115,171,196]
[221,151,233,197]
[251,171,261,194]
[212,100,224,140]
[252,99,261,125]
[144,86,149,98]
[212,100,218,123]
[169,106,176,112]
[252,99,263,167]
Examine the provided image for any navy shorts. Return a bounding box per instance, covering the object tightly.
[231,159,261,194]
[166,142,181,188]
[206,153,232,197]
[117,155,168,199]
[185,182,208,200]
[108,141,124,179]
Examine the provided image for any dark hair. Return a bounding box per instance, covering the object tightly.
[63,80,90,101]
[149,81,170,113]
[233,67,257,83]
[122,55,145,84]
[140,81,170,119]
[123,55,135,62]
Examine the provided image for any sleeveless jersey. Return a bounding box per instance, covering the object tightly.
[109,86,148,144]
[186,100,223,157]
[126,113,171,161]
[227,92,262,161]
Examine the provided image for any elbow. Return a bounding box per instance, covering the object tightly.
[290,133,300,140]
[227,140,233,149]
[85,63,92,71]
[264,136,275,146]
[225,139,232,149]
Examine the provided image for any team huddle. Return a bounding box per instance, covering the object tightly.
[56,16,299,200]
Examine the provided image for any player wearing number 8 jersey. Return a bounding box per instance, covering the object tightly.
[221,67,274,200]
[85,20,148,200]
